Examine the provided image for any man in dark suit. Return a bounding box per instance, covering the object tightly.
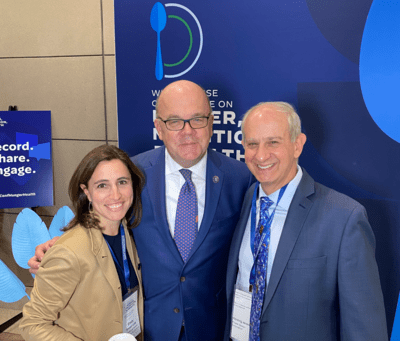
[130,80,253,340]
[225,102,388,341]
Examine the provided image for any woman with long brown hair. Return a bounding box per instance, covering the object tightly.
[21,145,145,341]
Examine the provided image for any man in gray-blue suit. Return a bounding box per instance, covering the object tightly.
[225,102,388,341]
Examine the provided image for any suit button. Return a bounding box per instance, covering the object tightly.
[180,277,186,282]
[174,308,180,313]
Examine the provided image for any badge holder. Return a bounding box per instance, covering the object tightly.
[123,286,140,337]
[231,285,251,341]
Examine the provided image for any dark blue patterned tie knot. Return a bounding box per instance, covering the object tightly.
[179,169,194,193]
[260,196,273,216]
[175,169,198,262]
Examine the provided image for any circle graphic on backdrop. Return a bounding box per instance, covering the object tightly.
[151,3,203,79]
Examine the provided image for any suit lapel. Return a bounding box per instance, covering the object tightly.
[262,170,315,315]
[145,147,183,263]
[187,150,223,261]
[91,228,123,313]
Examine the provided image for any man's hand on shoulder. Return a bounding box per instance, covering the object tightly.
[28,237,60,274]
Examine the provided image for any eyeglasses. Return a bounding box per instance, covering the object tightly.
[157,115,211,131]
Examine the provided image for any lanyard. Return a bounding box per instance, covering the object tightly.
[104,224,131,290]
[249,182,287,287]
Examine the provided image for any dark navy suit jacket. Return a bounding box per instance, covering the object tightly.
[225,169,388,341]
[131,147,253,341]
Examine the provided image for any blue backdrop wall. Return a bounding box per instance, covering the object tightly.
[115,0,400,334]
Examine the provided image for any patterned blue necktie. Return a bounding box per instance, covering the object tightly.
[249,196,274,341]
[174,169,198,262]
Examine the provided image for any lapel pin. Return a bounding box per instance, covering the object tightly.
[213,176,219,183]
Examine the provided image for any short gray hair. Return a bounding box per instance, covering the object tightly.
[241,102,302,142]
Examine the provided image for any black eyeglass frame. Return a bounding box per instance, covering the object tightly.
[157,114,212,131]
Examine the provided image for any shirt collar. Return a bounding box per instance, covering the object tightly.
[165,148,208,179]
[259,165,303,210]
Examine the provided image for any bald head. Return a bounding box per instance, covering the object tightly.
[156,80,211,117]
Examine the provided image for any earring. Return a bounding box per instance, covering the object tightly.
[88,201,93,212]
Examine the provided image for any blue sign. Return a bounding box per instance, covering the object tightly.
[0,111,53,209]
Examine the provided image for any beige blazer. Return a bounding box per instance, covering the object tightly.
[20,222,144,341]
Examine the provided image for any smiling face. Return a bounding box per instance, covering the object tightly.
[242,105,306,195]
[154,80,213,168]
[81,159,133,235]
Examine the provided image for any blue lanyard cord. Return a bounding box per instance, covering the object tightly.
[249,182,287,286]
[104,224,131,290]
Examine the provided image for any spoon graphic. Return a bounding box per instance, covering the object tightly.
[150,2,167,80]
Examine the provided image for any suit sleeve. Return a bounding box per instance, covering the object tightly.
[20,244,83,341]
[338,205,388,341]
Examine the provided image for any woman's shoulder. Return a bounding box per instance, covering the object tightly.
[40,224,105,273]
[54,224,101,254]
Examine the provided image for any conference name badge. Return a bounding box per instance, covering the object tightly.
[123,286,141,337]
[231,288,251,341]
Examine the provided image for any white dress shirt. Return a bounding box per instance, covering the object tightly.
[236,166,303,292]
[164,149,207,238]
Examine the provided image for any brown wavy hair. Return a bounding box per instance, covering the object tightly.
[63,144,144,232]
